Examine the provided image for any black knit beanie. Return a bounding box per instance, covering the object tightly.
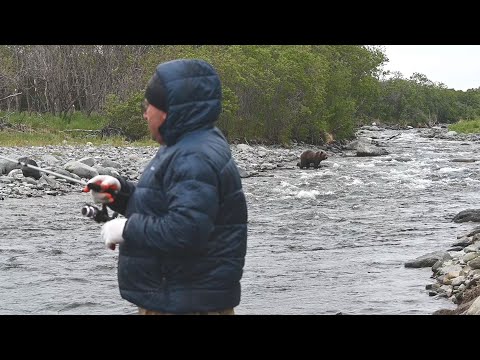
[145,71,168,112]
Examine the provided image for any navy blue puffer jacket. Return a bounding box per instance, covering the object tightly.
[109,59,248,313]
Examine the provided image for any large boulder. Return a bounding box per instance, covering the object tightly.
[404,251,445,268]
[453,209,480,223]
[356,142,389,157]
[18,157,41,180]
[64,160,99,180]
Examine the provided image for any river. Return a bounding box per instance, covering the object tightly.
[1,128,478,314]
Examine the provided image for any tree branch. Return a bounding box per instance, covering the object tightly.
[0,92,22,101]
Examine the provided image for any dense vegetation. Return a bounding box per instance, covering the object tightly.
[1,45,480,145]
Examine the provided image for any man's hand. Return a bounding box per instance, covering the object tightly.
[86,175,121,204]
[101,218,127,250]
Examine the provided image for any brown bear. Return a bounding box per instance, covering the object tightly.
[297,150,328,169]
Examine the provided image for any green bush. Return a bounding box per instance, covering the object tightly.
[449,119,480,133]
[104,91,148,141]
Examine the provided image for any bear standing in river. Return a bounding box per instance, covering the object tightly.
[297,150,328,169]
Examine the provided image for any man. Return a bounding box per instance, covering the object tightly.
[87,59,248,315]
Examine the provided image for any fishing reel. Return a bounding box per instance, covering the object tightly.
[81,203,119,223]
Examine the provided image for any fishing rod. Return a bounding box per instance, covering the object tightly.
[0,154,87,186]
[0,154,118,223]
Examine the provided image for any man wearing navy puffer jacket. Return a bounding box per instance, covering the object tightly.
[87,59,248,315]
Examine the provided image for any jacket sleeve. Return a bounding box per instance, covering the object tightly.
[107,176,136,215]
[122,153,219,255]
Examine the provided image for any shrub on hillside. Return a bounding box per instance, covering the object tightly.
[103,91,148,141]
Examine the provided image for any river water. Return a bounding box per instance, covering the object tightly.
[1,128,479,314]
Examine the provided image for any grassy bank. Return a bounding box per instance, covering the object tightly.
[0,112,157,147]
[448,119,480,134]
[2,112,480,147]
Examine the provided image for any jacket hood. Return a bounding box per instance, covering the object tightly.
[151,59,222,146]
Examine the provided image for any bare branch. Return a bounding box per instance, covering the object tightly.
[0,92,22,101]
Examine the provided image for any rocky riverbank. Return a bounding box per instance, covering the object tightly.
[3,124,476,201]
[405,213,480,315]
[0,140,347,200]
[397,126,480,315]
[0,124,416,200]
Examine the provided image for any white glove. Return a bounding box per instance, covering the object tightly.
[101,218,127,250]
[87,175,121,204]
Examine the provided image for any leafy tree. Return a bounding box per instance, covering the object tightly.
[104,91,147,141]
